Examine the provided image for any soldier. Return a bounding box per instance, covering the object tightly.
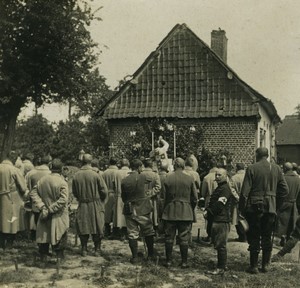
[141,159,161,231]
[161,158,198,268]
[121,159,157,264]
[0,151,27,251]
[231,163,246,242]
[72,154,108,256]
[30,158,69,261]
[200,160,218,242]
[25,155,52,240]
[276,162,300,246]
[102,157,119,237]
[205,168,233,275]
[239,147,289,274]
[114,159,131,240]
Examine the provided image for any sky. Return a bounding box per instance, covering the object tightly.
[21,0,300,122]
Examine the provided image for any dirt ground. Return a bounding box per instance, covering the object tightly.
[1,209,300,288]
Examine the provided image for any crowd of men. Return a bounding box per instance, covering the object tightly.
[1,147,300,276]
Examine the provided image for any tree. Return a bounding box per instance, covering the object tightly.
[296,104,300,118]
[0,0,100,160]
[13,114,54,160]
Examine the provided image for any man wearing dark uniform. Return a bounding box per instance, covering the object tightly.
[239,147,289,274]
[161,158,198,268]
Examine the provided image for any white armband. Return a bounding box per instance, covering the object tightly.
[218,197,227,205]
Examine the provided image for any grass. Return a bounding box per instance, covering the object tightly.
[0,268,33,284]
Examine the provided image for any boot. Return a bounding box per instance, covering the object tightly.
[246,251,259,274]
[217,248,227,270]
[104,223,111,237]
[279,237,298,256]
[94,240,101,257]
[145,236,154,260]
[79,235,89,257]
[165,242,173,268]
[261,250,272,273]
[129,239,139,264]
[179,244,189,268]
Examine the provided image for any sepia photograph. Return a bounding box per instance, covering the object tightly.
[0,0,300,287]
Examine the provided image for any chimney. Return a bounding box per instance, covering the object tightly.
[211,29,228,63]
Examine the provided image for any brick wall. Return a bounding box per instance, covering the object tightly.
[108,118,257,167]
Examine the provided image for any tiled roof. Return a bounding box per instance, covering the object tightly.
[276,115,300,145]
[98,24,279,122]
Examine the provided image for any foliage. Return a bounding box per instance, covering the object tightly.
[13,114,54,160]
[197,147,234,179]
[0,0,101,158]
[51,115,88,166]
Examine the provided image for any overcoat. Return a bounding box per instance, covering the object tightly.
[141,168,161,226]
[276,170,300,236]
[72,165,108,235]
[114,166,131,228]
[25,164,51,230]
[0,160,27,233]
[239,159,289,214]
[162,169,197,221]
[102,165,119,223]
[30,173,69,245]
[231,170,245,225]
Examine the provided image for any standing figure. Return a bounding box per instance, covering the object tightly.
[22,152,35,176]
[121,159,156,264]
[25,155,52,240]
[162,158,197,268]
[0,151,27,251]
[184,156,200,222]
[72,154,108,256]
[102,157,119,237]
[200,161,218,242]
[276,162,300,246]
[114,159,131,240]
[206,168,233,275]
[239,147,289,274]
[231,163,246,242]
[141,159,161,230]
[30,159,69,261]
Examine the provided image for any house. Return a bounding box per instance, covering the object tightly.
[276,115,300,164]
[98,24,280,166]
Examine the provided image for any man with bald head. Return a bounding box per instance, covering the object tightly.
[72,154,108,256]
[161,157,198,268]
[276,162,300,246]
[205,168,233,275]
[239,147,289,274]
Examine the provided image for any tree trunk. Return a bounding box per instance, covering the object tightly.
[68,100,72,119]
[0,110,19,161]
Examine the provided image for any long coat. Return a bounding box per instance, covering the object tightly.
[72,165,108,235]
[0,160,27,234]
[162,169,197,221]
[102,165,119,224]
[239,159,289,214]
[141,168,161,226]
[30,173,69,245]
[114,166,131,228]
[25,165,51,230]
[276,170,300,236]
[231,170,245,225]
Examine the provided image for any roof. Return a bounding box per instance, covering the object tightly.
[276,115,300,145]
[98,23,280,123]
